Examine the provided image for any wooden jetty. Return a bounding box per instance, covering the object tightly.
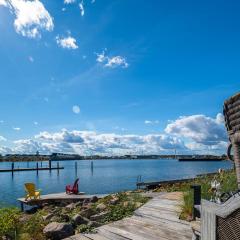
[0,161,63,173]
[0,167,64,172]
[65,192,192,240]
[18,192,108,211]
[137,171,222,190]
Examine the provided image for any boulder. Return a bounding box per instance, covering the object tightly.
[110,197,119,205]
[74,201,82,207]
[96,203,107,211]
[42,213,54,221]
[90,212,109,221]
[72,214,89,225]
[80,208,96,218]
[135,202,142,208]
[90,196,98,203]
[60,214,70,222]
[43,222,74,240]
[65,203,75,210]
[88,220,102,228]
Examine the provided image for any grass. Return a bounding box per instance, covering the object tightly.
[154,169,237,220]
[0,192,149,239]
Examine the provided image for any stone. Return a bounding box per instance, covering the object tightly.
[90,212,109,221]
[72,214,89,225]
[90,196,98,203]
[42,213,54,221]
[83,199,90,205]
[75,201,82,207]
[110,197,119,205]
[135,202,142,208]
[65,203,75,210]
[60,214,70,222]
[96,203,107,211]
[43,222,74,240]
[88,220,102,228]
[80,208,96,218]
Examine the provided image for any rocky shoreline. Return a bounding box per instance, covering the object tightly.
[0,191,149,240]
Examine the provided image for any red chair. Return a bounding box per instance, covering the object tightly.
[66,178,79,194]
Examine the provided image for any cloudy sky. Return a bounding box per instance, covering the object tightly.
[0,0,239,155]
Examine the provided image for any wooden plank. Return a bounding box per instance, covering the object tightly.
[83,233,110,240]
[64,192,192,240]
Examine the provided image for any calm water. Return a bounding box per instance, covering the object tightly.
[0,159,233,206]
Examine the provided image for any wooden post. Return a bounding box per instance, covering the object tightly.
[75,161,77,176]
[191,184,201,219]
[49,160,52,171]
[57,162,59,175]
[11,162,14,176]
[36,162,39,175]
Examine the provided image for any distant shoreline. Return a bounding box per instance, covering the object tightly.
[0,153,228,163]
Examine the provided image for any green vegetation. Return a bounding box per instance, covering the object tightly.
[0,192,149,239]
[154,170,237,220]
[0,208,21,239]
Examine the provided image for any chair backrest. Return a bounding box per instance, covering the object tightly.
[24,183,36,196]
[73,178,79,188]
[223,92,240,137]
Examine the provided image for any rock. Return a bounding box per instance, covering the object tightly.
[90,212,109,221]
[90,196,98,203]
[65,203,75,210]
[123,201,129,207]
[110,197,119,205]
[83,199,90,205]
[60,214,70,222]
[75,201,82,207]
[88,220,101,228]
[135,202,142,208]
[43,213,54,221]
[72,214,89,225]
[43,222,74,240]
[96,203,107,211]
[80,208,96,218]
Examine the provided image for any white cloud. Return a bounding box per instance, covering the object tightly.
[0,0,7,6]
[96,51,106,63]
[96,50,129,68]
[23,129,186,155]
[105,56,129,68]
[56,35,78,49]
[72,105,80,114]
[145,120,159,125]
[165,113,227,146]
[0,113,229,155]
[64,0,75,4]
[3,0,54,38]
[0,136,7,141]
[79,1,84,16]
[13,127,21,131]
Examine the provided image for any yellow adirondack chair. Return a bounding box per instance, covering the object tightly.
[24,183,41,200]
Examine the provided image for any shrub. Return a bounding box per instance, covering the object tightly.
[0,207,21,239]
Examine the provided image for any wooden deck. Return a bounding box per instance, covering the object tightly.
[18,192,108,210]
[65,192,192,240]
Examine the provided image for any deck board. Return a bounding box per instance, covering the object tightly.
[18,193,108,205]
[65,192,192,240]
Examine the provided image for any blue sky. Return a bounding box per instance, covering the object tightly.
[0,0,239,155]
